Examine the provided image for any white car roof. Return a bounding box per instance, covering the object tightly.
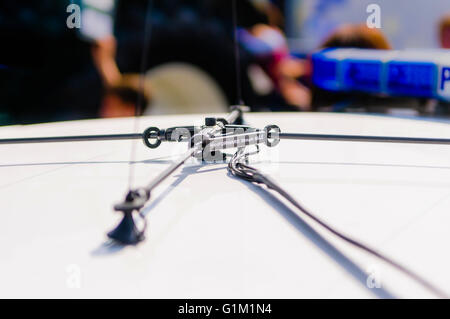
[1,112,450,298]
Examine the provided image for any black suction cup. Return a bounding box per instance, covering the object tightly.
[107,189,149,245]
[107,211,144,245]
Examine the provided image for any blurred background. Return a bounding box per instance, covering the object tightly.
[1,0,450,126]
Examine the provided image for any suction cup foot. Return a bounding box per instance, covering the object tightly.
[107,211,144,245]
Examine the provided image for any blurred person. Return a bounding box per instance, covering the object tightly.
[439,14,450,49]
[237,2,312,111]
[91,34,151,118]
[85,0,151,118]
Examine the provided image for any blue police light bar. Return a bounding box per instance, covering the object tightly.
[312,48,450,101]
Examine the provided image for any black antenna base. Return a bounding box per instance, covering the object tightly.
[107,210,144,245]
[107,189,149,245]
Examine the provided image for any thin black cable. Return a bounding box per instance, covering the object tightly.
[6,131,450,146]
[228,149,448,298]
[231,0,243,105]
[128,0,154,190]
[279,133,450,145]
[0,133,143,144]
